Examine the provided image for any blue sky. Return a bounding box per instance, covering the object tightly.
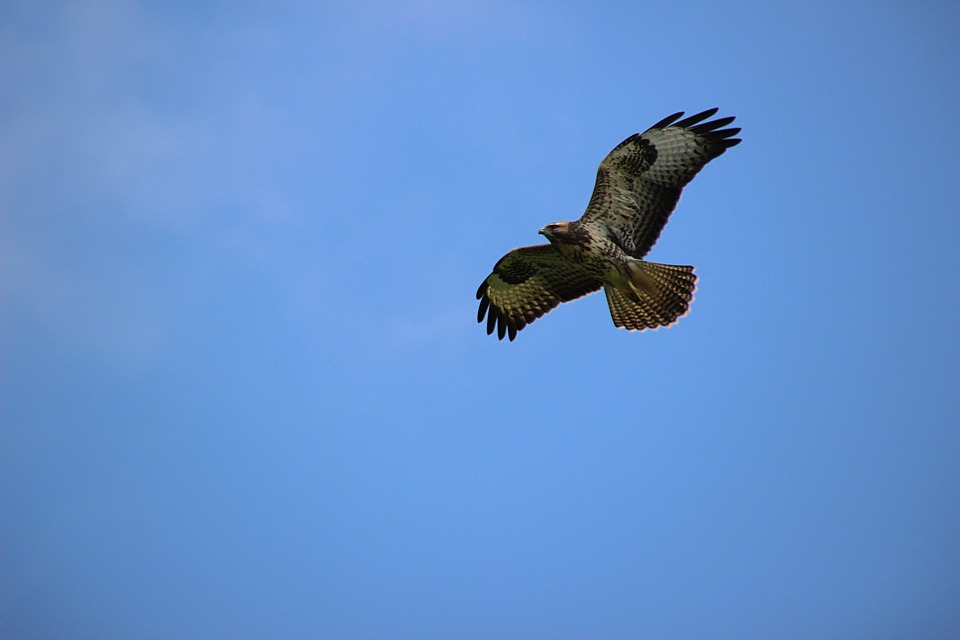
[2,1,958,638]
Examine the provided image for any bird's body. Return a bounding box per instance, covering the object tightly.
[477,108,740,341]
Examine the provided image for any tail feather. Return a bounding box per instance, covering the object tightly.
[604,261,697,331]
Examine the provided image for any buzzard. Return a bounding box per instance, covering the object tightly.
[476,108,741,341]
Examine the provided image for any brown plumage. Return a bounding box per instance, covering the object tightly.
[477,108,741,341]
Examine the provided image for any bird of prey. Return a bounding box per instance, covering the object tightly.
[476,108,741,341]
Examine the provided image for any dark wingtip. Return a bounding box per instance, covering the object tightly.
[673,107,720,129]
[486,307,497,335]
[477,295,490,323]
[683,111,741,154]
[649,110,685,130]
[689,115,736,134]
[710,126,741,140]
[477,289,523,341]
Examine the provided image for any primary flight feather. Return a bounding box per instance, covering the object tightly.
[477,108,741,341]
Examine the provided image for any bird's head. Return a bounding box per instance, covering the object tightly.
[539,221,571,243]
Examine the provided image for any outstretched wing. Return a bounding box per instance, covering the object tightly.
[580,108,741,258]
[476,245,601,341]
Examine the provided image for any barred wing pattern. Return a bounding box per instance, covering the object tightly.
[476,245,601,341]
[580,108,741,258]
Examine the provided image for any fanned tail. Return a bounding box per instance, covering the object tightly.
[604,261,697,331]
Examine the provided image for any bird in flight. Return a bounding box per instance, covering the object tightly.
[476,108,741,341]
